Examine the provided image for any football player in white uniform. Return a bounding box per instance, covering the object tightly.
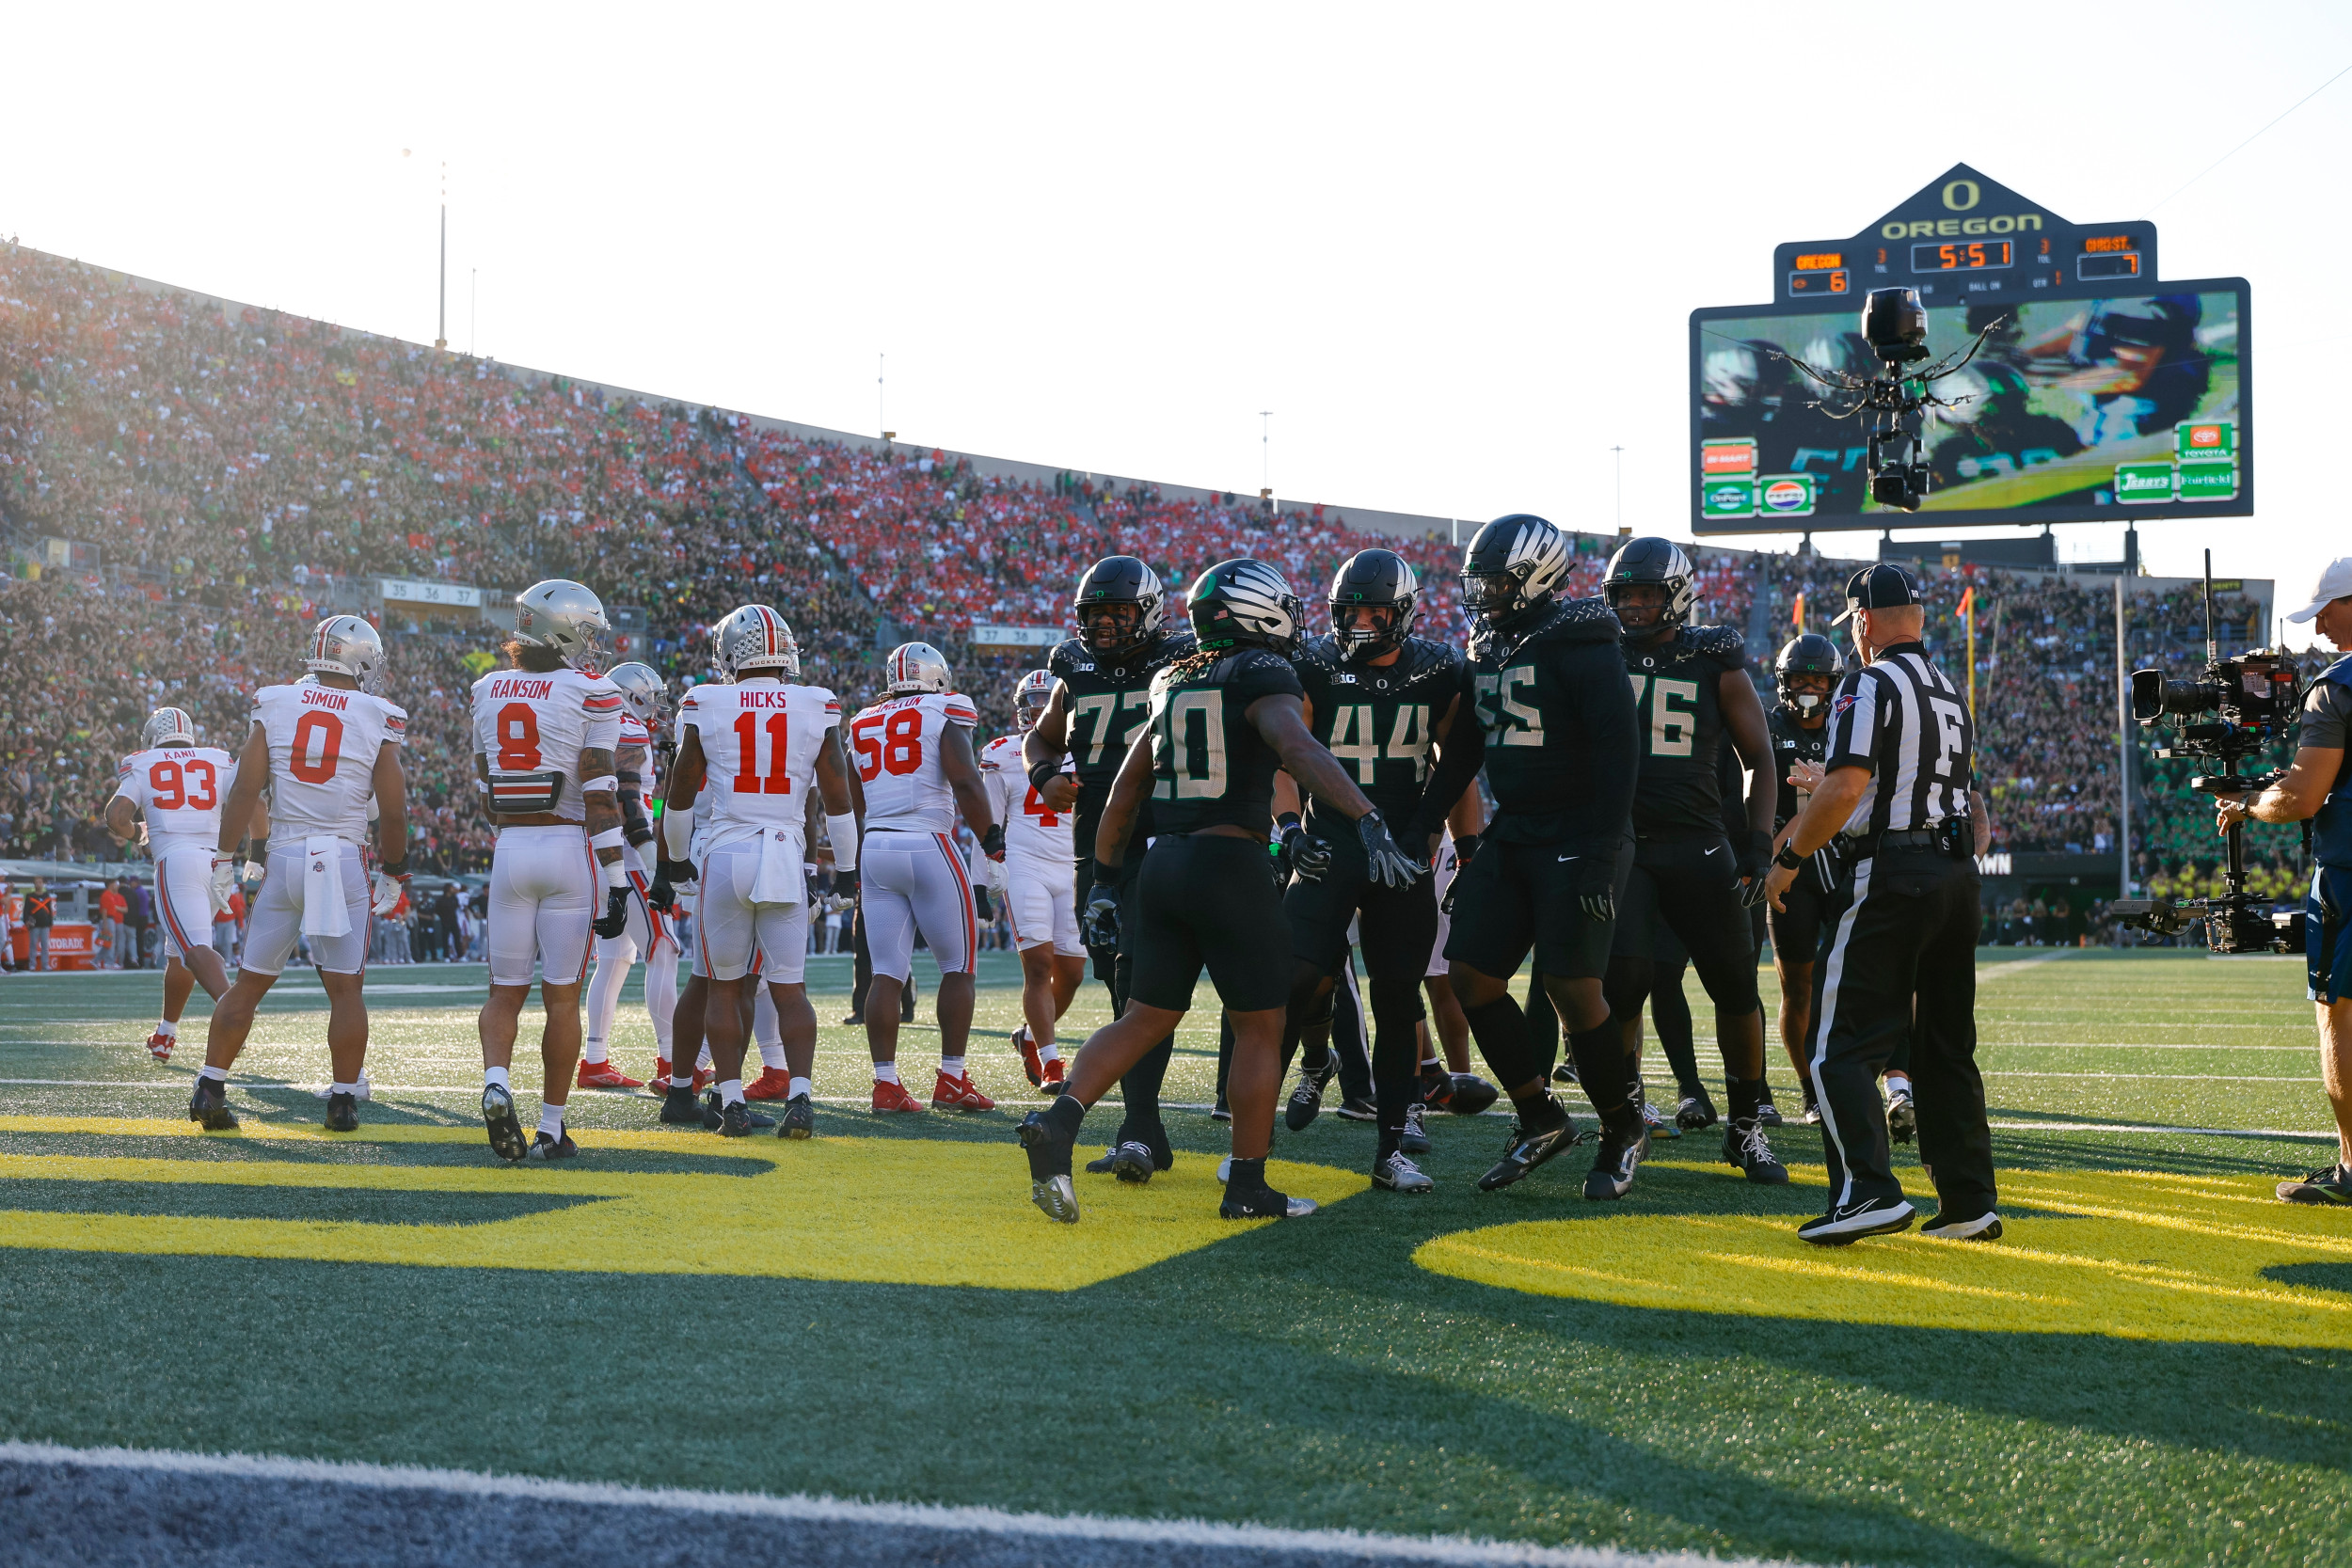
[105,708,267,1063]
[192,616,411,1133]
[468,579,629,1162]
[978,669,1084,1095]
[578,660,677,1091]
[847,642,1005,1114]
[652,604,855,1139]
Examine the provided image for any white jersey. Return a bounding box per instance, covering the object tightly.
[112,745,239,856]
[469,666,624,822]
[250,680,407,846]
[850,691,977,835]
[679,678,839,847]
[977,733,1073,865]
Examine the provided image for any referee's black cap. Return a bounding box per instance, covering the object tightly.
[1831,563,1921,625]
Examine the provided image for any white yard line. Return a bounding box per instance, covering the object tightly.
[1976,952,2074,980]
[1979,1070,2312,1082]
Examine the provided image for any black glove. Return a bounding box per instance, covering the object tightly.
[1571,852,1615,925]
[649,858,694,912]
[592,884,632,939]
[1081,880,1121,951]
[837,864,860,900]
[980,823,1006,861]
[1453,832,1483,872]
[1736,830,1772,908]
[1279,815,1333,882]
[1358,809,1422,890]
[974,885,994,922]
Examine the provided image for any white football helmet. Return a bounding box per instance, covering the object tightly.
[884,642,952,696]
[142,707,196,749]
[306,614,386,686]
[712,604,800,680]
[1012,669,1055,731]
[604,661,669,729]
[512,579,610,671]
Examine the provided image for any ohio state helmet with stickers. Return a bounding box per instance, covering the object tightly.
[604,661,670,729]
[305,614,385,686]
[884,642,952,696]
[142,707,197,749]
[1012,668,1055,730]
[512,578,611,671]
[711,604,801,680]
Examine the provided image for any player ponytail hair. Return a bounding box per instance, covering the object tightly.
[502,640,566,673]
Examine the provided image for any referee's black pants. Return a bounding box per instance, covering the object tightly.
[1807,845,1996,1219]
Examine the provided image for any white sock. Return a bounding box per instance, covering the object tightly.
[758,1042,787,1070]
[719,1077,745,1106]
[940,1055,965,1079]
[874,1061,900,1085]
[1038,1042,1059,1064]
[582,1037,609,1065]
[1886,1074,1913,1096]
[485,1066,510,1093]
[696,1046,714,1070]
[331,1081,358,1097]
[672,1071,695,1090]
[199,1064,227,1083]
[789,1075,812,1101]
[537,1104,565,1139]
[155,1019,178,1038]
[1421,1056,1442,1071]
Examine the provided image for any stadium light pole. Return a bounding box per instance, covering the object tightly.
[435,162,447,352]
[2115,572,2133,898]
[1260,411,1272,509]
[1611,445,1624,532]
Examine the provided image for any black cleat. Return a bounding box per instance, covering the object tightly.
[188,1077,238,1131]
[1674,1090,1718,1132]
[1445,1073,1499,1116]
[1756,1097,1787,1129]
[1886,1085,1917,1146]
[1284,1056,1337,1131]
[1801,1096,1823,1127]
[1210,1093,1232,1123]
[324,1091,359,1133]
[2279,1165,2352,1205]
[1372,1151,1433,1193]
[1399,1101,1431,1155]
[1219,1181,1317,1220]
[1549,1059,1579,1086]
[1918,1209,2002,1240]
[660,1085,722,1129]
[1581,1121,1649,1201]
[1018,1111,1079,1223]
[1334,1094,1377,1122]
[1721,1117,1788,1185]
[481,1083,529,1163]
[525,1128,578,1162]
[778,1093,816,1140]
[1107,1140,1156,1184]
[1477,1108,1584,1192]
[1798,1197,1915,1245]
[1084,1147,1120,1175]
[718,1099,772,1137]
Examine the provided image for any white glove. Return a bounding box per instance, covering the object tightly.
[242,860,266,884]
[371,870,407,915]
[209,857,237,916]
[984,855,1009,900]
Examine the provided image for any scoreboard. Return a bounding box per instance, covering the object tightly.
[1691,164,2250,534]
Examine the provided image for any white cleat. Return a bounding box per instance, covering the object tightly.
[1031,1174,1080,1225]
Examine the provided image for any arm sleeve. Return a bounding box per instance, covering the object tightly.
[1568,638,1640,840]
[1823,671,1882,773]
[1403,664,1486,844]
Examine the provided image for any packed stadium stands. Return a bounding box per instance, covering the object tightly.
[0,240,2304,905]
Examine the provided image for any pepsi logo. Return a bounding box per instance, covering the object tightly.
[1762,480,1810,513]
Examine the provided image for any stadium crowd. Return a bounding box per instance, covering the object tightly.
[0,241,2304,904]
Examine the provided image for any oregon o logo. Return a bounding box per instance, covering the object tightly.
[1943,179,1980,212]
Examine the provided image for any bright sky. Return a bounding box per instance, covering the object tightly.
[4,3,2346,642]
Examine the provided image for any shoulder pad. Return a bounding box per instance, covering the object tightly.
[1395,636,1462,682]
[1047,639,1089,676]
[1292,636,1342,673]
[1521,595,1624,648]
[1147,630,1200,670]
[1689,625,1747,659]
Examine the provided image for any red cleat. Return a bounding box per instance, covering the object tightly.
[743,1066,793,1101]
[932,1069,996,1112]
[872,1078,928,1114]
[1012,1026,1042,1087]
[647,1057,715,1095]
[1039,1057,1066,1096]
[577,1060,644,1089]
[145,1032,174,1065]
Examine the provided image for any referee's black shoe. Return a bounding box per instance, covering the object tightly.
[1919,1209,2003,1240]
[1721,1117,1788,1184]
[1797,1196,1915,1246]
[1477,1102,1583,1191]
[1582,1117,1649,1201]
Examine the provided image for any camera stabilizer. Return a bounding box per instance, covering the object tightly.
[2112,553,2305,955]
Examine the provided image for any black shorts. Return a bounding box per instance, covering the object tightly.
[1127,834,1293,1014]
[1609,833,1760,1012]
[1767,866,1845,968]
[1285,846,1439,983]
[1443,834,1631,983]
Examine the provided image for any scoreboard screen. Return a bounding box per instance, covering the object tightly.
[1692,164,2252,533]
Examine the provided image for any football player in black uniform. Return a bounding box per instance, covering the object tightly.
[1273,548,1480,1193]
[1406,515,1648,1199]
[1765,632,1843,1123]
[1017,560,1423,1223]
[1021,557,1196,1173]
[1599,537,1788,1185]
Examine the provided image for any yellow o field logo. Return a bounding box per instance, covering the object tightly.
[1416,1166,2352,1349]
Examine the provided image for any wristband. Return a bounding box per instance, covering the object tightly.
[604,860,631,890]
[826,813,859,872]
[1027,758,1064,794]
[590,826,626,849]
[1774,844,1804,870]
[1275,812,1302,837]
[580,774,619,793]
[379,857,409,880]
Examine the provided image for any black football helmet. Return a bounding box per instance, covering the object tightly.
[1772,632,1843,717]
[1072,556,1166,660]
[1327,548,1420,662]
[1603,536,1698,633]
[1460,515,1570,631]
[1187,559,1304,656]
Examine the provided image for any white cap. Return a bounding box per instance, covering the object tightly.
[2285,557,2352,624]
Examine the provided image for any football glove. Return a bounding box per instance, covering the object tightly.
[1358,810,1422,890]
[592,885,632,940]
[370,869,408,916]
[835,865,860,900]
[1736,830,1772,909]
[1572,853,1615,925]
[208,856,238,916]
[1081,881,1121,951]
[1282,816,1333,883]
[982,851,1009,900]
[648,858,695,912]
[974,886,994,922]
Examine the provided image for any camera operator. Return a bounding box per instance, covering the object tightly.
[2213,559,2352,1204]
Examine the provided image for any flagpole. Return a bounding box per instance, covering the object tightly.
[1964,588,1977,721]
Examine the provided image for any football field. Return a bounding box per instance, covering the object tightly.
[0,948,2347,1567]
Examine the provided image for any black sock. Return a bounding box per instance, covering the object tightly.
[1507,1085,1566,1132]
[1118,1035,1172,1143]
[1566,1013,1631,1117]
[1224,1154,1267,1192]
[1728,1075,1764,1124]
[1461,994,1539,1088]
[1045,1093,1087,1143]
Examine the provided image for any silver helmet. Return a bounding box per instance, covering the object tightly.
[143,707,196,749]
[604,661,670,729]
[712,604,801,680]
[885,641,952,696]
[306,614,386,686]
[512,579,610,671]
[1012,669,1055,730]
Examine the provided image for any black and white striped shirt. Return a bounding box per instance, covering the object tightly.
[1822,641,1974,837]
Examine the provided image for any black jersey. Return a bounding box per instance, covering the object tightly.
[1766,706,1831,830]
[1048,629,1199,847]
[1412,595,1637,850]
[1144,647,1305,835]
[1622,624,1747,837]
[1290,634,1461,843]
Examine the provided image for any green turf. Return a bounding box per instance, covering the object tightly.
[0,949,2344,1567]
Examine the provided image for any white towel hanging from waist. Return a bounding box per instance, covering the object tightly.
[300,836,352,938]
[748,825,803,907]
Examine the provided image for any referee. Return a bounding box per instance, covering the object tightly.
[1762,564,1996,1245]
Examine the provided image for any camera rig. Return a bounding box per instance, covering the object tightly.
[2111,553,2304,954]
